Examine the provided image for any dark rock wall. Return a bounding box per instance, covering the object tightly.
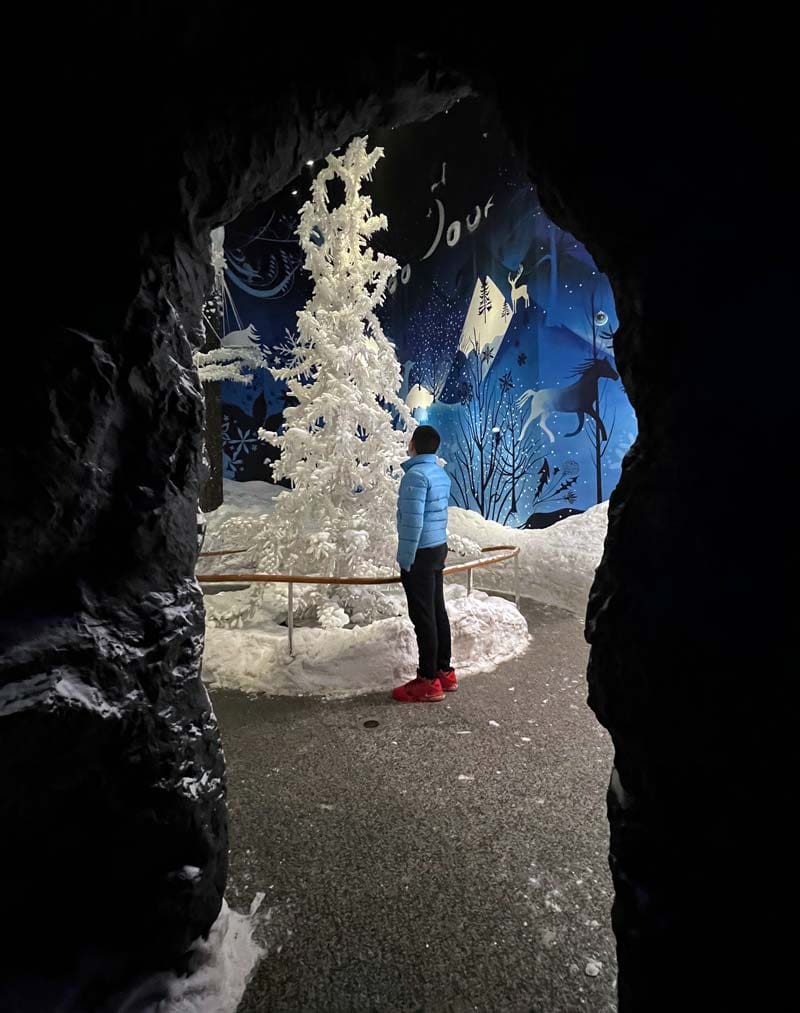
[1,225,227,1008]
[1,5,787,1008]
[501,18,790,1010]
[1,8,464,1008]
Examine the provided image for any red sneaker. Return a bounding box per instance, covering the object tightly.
[392,677,445,703]
[437,668,458,692]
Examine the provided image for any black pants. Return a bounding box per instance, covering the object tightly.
[400,543,451,680]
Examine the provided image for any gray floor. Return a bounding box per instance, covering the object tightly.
[213,599,617,1012]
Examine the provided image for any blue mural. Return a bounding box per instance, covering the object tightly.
[217,98,637,527]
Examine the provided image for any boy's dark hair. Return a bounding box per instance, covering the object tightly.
[411,425,441,455]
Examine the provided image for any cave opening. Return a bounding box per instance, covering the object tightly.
[1,8,787,1012]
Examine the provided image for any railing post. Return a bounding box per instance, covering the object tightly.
[514,551,520,608]
[467,568,473,596]
[287,581,294,656]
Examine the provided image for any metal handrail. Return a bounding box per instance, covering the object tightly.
[199,548,249,558]
[197,545,520,656]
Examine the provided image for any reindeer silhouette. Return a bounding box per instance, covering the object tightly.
[508,264,530,312]
[516,357,619,444]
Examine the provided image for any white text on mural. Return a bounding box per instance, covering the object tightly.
[387,187,495,295]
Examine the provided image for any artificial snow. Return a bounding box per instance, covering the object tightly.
[257,138,414,592]
[446,503,608,618]
[117,894,266,1012]
[202,479,284,541]
[203,480,608,621]
[200,479,609,696]
[202,588,528,697]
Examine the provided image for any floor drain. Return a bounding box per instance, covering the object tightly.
[363,720,380,729]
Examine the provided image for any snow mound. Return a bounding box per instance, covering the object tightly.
[207,479,284,523]
[202,481,609,620]
[117,894,266,1012]
[201,481,285,569]
[199,479,608,695]
[202,589,529,696]
[447,503,608,618]
[200,481,482,627]
[158,896,266,1012]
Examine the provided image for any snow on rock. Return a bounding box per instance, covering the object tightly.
[118,894,267,1012]
[159,895,266,1012]
[447,503,609,618]
[202,589,529,697]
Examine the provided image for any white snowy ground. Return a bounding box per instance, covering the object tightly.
[202,587,528,696]
[116,896,267,1013]
[447,503,609,619]
[199,481,608,697]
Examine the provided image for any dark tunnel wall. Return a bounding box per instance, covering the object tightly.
[1,6,789,1009]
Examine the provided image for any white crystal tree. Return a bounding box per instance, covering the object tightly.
[261,137,414,604]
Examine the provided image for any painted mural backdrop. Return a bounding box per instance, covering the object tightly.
[217,99,637,528]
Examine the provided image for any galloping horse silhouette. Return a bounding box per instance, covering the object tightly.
[516,357,619,444]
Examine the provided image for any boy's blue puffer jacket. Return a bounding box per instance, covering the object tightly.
[396,454,451,571]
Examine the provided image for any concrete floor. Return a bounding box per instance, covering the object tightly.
[212,599,617,1012]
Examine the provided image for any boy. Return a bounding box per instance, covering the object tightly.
[392,425,457,703]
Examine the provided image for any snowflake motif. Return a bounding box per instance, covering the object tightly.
[223,422,260,466]
[480,345,495,364]
[221,421,242,476]
[563,459,580,478]
[223,447,243,476]
[458,381,474,405]
[499,371,514,394]
[517,352,527,367]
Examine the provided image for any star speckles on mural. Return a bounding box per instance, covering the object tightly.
[215,102,638,522]
[458,381,474,405]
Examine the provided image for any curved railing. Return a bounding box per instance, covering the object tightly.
[197,545,520,656]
